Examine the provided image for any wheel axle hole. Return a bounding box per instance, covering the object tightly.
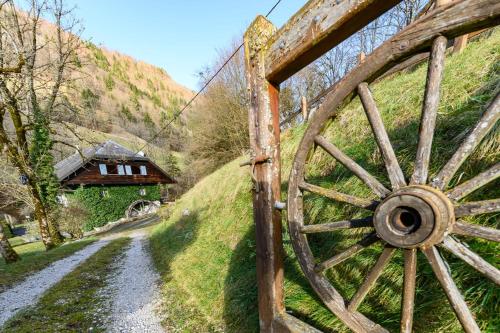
[399,211,416,227]
[391,207,421,234]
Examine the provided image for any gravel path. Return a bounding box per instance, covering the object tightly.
[106,231,164,333]
[0,239,110,326]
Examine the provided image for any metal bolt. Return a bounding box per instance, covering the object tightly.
[274,201,286,210]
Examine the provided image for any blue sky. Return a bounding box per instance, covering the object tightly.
[67,1,305,90]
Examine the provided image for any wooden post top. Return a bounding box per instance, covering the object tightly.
[243,16,277,60]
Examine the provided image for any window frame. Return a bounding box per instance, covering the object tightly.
[99,164,108,175]
[117,164,125,175]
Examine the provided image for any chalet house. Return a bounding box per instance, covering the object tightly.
[54,141,176,230]
[55,140,175,188]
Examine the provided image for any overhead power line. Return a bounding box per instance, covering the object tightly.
[135,0,283,155]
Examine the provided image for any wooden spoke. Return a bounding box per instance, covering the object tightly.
[422,246,481,333]
[300,217,373,234]
[447,162,500,201]
[432,92,500,190]
[455,199,500,218]
[299,182,379,210]
[453,221,500,243]
[441,237,500,285]
[314,135,390,198]
[411,36,448,185]
[348,246,395,312]
[358,82,406,190]
[401,248,417,333]
[315,233,379,273]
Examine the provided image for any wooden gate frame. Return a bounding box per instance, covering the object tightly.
[243,0,434,331]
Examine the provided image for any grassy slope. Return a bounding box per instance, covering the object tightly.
[0,238,96,292]
[150,31,499,332]
[3,238,131,333]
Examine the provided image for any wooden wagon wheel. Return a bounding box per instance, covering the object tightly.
[127,200,152,218]
[287,4,499,333]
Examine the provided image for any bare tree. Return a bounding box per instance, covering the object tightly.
[187,42,249,180]
[0,0,82,250]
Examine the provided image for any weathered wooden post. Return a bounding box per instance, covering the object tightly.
[357,51,366,64]
[301,96,308,122]
[243,16,284,332]
[453,34,468,54]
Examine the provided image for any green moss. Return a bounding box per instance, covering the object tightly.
[70,185,160,231]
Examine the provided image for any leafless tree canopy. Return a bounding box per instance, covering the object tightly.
[0,0,83,249]
[185,1,429,181]
[186,43,249,181]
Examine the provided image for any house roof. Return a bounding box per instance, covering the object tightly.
[54,140,151,182]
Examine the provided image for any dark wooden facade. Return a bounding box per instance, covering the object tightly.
[62,159,175,186]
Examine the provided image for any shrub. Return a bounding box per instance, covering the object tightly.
[120,105,136,122]
[56,202,90,238]
[81,88,100,111]
[69,185,161,231]
[104,74,115,91]
[143,112,155,129]
[0,219,13,238]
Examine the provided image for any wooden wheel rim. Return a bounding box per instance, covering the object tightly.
[287,3,499,332]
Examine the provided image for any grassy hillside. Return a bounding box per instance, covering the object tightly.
[34,17,193,153]
[150,30,499,332]
[73,41,193,134]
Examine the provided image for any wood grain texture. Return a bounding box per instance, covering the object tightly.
[453,221,500,242]
[265,0,400,83]
[446,162,500,201]
[432,92,499,190]
[422,246,480,333]
[63,160,175,185]
[358,82,407,189]
[315,135,390,197]
[315,233,379,273]
[401,248,417,333]
[441,237,500,285]
[455,199,500,217]
[300,217,373,234]
[411,36,447,185]
[243,16,285,331]
[348,246,395,311]
[299,182,379,210]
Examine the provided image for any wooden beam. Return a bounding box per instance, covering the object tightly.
[265,0,400,83]
[244,16,285,332]
[453,34,469,54]
[301,96,308,121]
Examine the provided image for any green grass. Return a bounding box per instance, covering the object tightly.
[8,236,27,247]
[0,238,97,292]
[2,238,131,333]
[150,30,499,332]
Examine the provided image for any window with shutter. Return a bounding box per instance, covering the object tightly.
[117,165,125,175]
[140,165,147,175]
[125,165,132,175]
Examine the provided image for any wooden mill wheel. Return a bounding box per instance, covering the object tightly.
[126,200,153,218]
[287,5,499,333]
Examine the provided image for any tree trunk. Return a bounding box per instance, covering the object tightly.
[28,182,57,250]
[48,217,64,245]
[0,221,19,263]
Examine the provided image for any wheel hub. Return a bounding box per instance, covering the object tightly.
[374,185,455,248]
